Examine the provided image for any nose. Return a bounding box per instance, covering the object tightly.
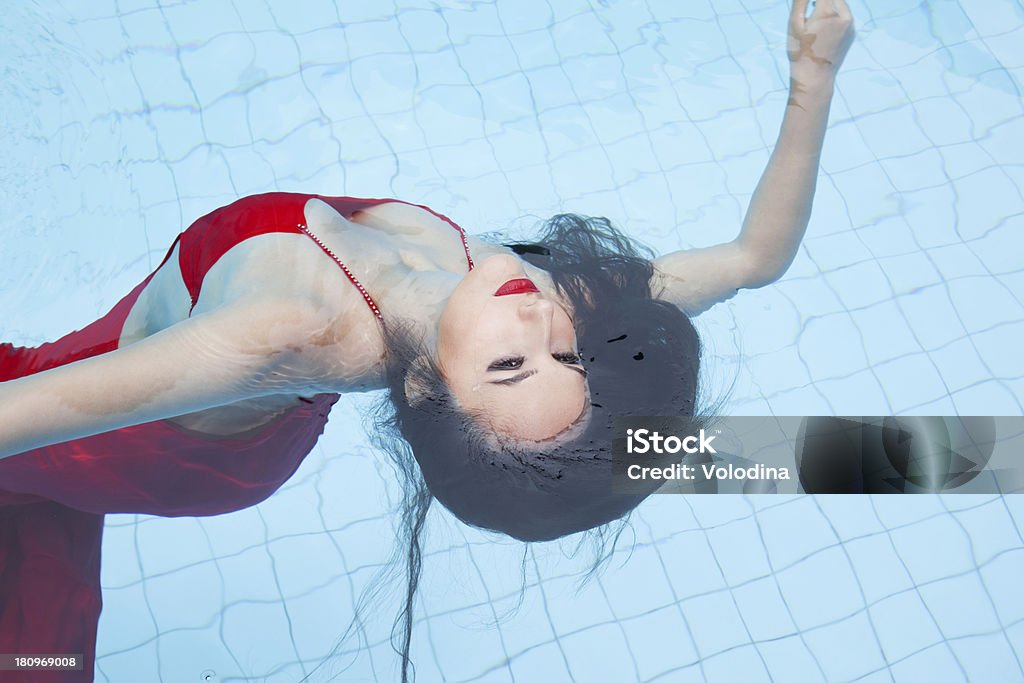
[518,297,554,328]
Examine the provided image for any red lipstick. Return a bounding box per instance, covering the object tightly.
[494,278,540,296]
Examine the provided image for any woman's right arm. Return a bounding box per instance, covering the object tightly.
[0,298,326,460]
[652,0,854,316]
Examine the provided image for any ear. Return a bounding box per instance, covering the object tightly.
[403,355,437,408]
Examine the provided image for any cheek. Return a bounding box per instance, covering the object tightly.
[438,293,503,369]
[552,310,579,347]
[436,299,473,377]
[438,285,478,345]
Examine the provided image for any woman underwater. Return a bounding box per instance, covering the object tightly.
[0,0,853,680]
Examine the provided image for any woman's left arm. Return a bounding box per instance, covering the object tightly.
[653,0,855,315]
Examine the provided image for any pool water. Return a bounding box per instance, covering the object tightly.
[2,1,1022,681]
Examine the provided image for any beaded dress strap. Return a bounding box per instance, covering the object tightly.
[296,213,474,321]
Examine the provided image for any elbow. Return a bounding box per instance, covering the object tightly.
[739,251,792,290]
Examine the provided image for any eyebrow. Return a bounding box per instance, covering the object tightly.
[486,365,587,386]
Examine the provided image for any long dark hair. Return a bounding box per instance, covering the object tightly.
[327,214,704,681]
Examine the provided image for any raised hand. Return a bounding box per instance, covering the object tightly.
[788,0,855,89]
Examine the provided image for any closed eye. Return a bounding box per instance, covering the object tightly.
[486,353,586,379]
[488,356,525,371]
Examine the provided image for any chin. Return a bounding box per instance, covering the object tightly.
[475,253,526,282]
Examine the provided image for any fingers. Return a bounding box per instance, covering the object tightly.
[833,0,852,21]
[811,0,839,18]
[790,0,811,30]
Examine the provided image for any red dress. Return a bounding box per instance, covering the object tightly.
[0,193,470,681]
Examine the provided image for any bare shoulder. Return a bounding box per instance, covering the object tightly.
[176,292,381,396]
[191,201,386,389]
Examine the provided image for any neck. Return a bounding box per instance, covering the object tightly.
[369,237,518,358]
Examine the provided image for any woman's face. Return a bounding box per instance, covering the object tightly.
[436,254,589,440]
